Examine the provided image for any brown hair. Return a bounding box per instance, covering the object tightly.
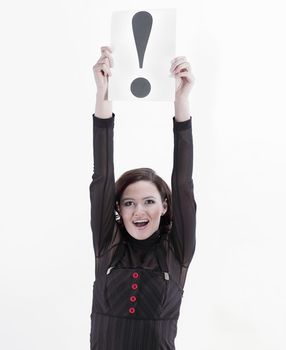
[115,168,172,235]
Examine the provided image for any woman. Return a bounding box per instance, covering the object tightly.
[89,46,196,350]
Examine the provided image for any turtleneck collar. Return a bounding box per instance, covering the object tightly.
[124,229,161,248]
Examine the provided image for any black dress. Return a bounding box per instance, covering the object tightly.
[89,114,196,350]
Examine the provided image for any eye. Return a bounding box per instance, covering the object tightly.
[145,199,155,205]
[123,200,134,207]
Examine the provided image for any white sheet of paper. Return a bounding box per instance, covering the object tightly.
[109,9,176,101]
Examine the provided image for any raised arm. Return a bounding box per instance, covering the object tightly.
[170,56,197,266]
[90,47,115,257]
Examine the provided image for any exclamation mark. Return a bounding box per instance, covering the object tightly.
[130,11,153,98]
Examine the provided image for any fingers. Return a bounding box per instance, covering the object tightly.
[170,56,191,76]
[170,56,187,69]
[176,71,195,85]
[93,61,112,77]
[100,46,114,67]
[93,46,113,73]
[101,46,112,54]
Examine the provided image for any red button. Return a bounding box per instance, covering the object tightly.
[130,295,137,303]
[129,307,136,314]
[131,283,138,290]
[132,272,139,279]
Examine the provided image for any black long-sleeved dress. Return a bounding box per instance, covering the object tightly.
[89,114,196,350]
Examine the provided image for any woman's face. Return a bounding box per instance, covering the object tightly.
[119,180,167,240]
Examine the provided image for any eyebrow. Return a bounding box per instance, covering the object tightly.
[121,196,157,202]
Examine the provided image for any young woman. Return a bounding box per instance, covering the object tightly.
[89,46,197,350]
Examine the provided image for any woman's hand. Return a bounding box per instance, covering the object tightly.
[170,56,194,121]
[93,46,113,100]
[93,46,113,118]
[170,56,195,101]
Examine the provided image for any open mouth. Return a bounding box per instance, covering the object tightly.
[133,219,149,228]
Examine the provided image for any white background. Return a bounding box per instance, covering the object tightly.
[0,0,285,349]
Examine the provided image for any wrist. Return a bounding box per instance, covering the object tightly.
[174,99,190,122]
[175,95,189,104]
[95,98,112,119]
[96,90,108,100]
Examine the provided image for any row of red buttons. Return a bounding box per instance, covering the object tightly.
[129,272,140,315]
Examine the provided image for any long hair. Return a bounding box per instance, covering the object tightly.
[115,168,172,235]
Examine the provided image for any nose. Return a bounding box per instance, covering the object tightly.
[133,203,145,215]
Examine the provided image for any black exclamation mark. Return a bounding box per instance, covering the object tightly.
[130,11,153,98]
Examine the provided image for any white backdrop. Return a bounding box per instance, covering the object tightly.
[1,0,286,349]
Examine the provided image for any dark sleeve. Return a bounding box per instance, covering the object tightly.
[171,117,197,266]
[89,113,116,257]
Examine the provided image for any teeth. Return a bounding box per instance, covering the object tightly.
[133,220,148,223]
[133,219,149,227]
